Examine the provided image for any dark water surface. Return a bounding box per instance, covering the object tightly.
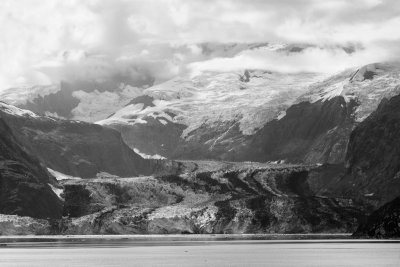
[0,235,399,266]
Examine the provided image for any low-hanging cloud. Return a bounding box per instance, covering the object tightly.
[1,0,400,89]
[189,44,397,74]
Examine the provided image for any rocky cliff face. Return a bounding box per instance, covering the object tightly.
[0,102,154,178]
[353,197,400,238]
[41,162,366,235]
[235,97,357,163]
[330,94,400,206]
[0,117,62,219]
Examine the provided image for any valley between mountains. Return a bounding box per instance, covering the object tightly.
[1,59,400,237]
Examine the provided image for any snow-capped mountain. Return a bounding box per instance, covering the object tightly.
[0,42,395,164]
[299,62,400,122]
[98,70,323,135]
[97,62,400,163]
[97,69,325,159]
[0,80,145,122]
[238,62,400,163]
[0,42,357,124]
[0,42,291,122]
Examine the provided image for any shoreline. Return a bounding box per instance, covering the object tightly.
[0,233,352,240]
[1,234,399,247]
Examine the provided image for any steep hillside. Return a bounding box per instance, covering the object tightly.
[331,94,400,206]
[0,102,154,178]
[0,117,62,219]
[354,197,400,238]
[236,96,356,163]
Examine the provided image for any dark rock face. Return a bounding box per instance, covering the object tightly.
[342,95,400,205]
[354,197,400,238]
[55,164,366,234]
[350,63,379,82]
[115,117,187,159]
[0,118,63,219]
[20,82,80,119]
[235,97,357,164]
[125,95,155,109]
[0,109,154,178]
[174,121,245,161]
[239,70,251,82]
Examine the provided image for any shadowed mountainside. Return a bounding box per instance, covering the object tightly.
[0,118,62,219]
[354,197,400,238]
[0,103,154,178]
[324,94,400,207]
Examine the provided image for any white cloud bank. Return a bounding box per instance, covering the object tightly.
[1,0,400,89]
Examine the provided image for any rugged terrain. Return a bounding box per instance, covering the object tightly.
[354,197,400,238]
[0,117,62,219]
[1,60,400,236]
[0,102,154,178]
[0,161,368,235]
[97,63,400,164]
[323,94,400,207]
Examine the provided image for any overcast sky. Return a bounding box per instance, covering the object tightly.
[1,0,400,89]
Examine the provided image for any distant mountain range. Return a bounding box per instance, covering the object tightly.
[0,43,399,236]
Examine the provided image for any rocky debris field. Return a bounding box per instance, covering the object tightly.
[0,162,367,235]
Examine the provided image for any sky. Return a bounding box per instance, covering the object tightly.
[1,0,400,89]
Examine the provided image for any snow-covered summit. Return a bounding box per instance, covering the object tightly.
[0,101,39,118]
[98,70,324,136]
[299,62,400,122]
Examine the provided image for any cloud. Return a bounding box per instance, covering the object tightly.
[189,44,396,74]
[0,0,400,89]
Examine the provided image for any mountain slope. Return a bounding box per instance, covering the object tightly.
[330,94,400,206]
[97,62,400,164]
[236,96,357,163]
[354,197,400,238]
[0,102,154,178]
[0,117,63,219]
[97,70,325,160]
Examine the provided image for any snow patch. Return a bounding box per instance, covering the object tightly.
[158,119,168,125]
[47,168,81,180]
[276,111,286,120]
[133,148,166,160]
[309,80,348,103]
[0,102,39,118]
[48,183,64,200]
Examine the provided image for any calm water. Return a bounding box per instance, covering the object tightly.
[0,237,399,266]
